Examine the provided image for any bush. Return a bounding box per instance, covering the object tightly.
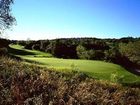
[0,47,8,55]
[0,56,140,104]
[119,41,140,65]
[32,44,40,50]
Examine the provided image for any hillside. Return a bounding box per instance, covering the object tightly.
[0,56,140,104]
[14,37,140,76]
[8,44,140,85]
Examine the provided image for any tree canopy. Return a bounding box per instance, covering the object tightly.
[0,0,15,32]
[119,41,140,65]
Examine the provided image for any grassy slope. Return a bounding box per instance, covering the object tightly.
[1,56,140,104]
[9,44,140,84]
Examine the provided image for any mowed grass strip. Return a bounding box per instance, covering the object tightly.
[9,44,53,57]
[9,44,140,84]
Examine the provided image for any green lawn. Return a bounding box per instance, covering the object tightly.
[9,44,53,57]
[9,44,140,84]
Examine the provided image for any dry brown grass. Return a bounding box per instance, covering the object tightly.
[0,56,140,105]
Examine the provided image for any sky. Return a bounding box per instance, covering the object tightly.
[5,0,140,40]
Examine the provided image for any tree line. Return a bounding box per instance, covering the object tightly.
[12,37,140,73]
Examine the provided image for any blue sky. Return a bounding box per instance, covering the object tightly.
[6,0,140,40]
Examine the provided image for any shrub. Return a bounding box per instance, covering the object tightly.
[0,56,140,105]
[0,47,8,55]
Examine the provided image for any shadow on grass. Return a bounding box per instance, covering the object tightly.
[8,47,36,55]
[121,81,140,87]
[114,56,140,76]
[24,59,45,65]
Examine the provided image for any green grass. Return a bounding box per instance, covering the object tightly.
[9,44,140,84]
[1,56,140,104]
[9,44,53,57]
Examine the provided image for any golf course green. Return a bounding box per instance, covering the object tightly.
[9,44,140,84]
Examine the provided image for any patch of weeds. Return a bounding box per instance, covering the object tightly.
[70,63,79,73]
[110,72,125,83]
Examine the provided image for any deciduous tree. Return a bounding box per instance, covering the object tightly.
[0,0,15,32]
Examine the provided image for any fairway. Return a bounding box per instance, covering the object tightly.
[9,44,140,83]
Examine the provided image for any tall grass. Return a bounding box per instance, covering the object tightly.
[0,56,140,105]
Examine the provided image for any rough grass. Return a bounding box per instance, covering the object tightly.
[0,56,140,105]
